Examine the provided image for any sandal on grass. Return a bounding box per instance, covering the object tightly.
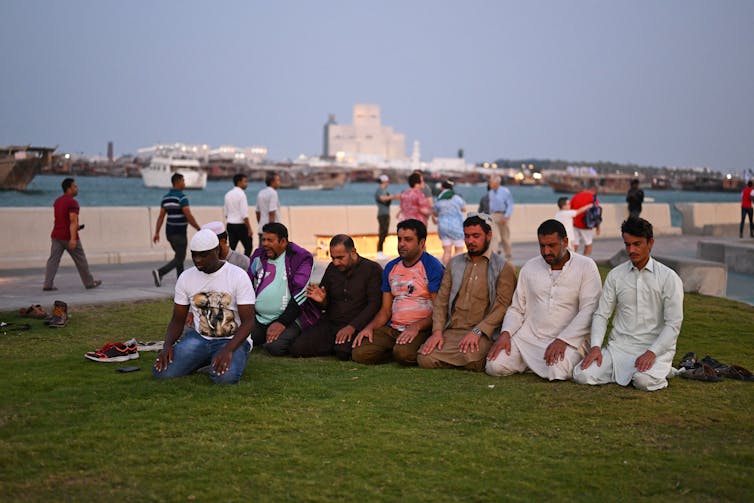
[718,364,754,382]
[677,352,698,371]
[701,355,729,372]
[679,363,720,382]
[18,304,49,319]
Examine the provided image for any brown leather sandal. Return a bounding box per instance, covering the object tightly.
[679,363,720,382]
[18,304,49,319]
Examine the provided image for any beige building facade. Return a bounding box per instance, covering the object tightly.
[325,104,406,161]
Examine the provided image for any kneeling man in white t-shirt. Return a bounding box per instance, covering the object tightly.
[153,229,256,384]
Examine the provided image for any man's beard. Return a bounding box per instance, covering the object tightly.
[468,239,490,257]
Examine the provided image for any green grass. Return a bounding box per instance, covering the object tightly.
[1,293,753,502]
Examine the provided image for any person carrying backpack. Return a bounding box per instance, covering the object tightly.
[570,184,600,256]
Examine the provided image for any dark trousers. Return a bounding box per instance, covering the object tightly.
[158,233,187,278]
[227,223,252,255]
[741,207,754,237]
[377,214,390,252]
[251,321,301,356]
[289,319,353,360]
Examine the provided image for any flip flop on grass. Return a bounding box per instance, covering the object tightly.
[718,364,754,382]
[679,363,721,382]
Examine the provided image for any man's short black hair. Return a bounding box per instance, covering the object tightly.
[262,222,288,240]
[330,234,355,251]
[171,173,184,186]
[537,219,567,240]
[621,217,653,240]
[61,177,75,192]
[557,197,569,209]
[463,215,492,234]
[265,171,278,186]
[233,173,246,186]
[408,172,422,188]
[397,218,427,242]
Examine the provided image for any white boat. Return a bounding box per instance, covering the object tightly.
[140,157,207,189]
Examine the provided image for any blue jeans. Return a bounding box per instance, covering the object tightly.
[152,329,252,384]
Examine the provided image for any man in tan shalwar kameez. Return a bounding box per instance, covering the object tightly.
[417,213,516,371]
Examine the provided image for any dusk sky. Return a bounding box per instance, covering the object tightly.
[2,0,753,172]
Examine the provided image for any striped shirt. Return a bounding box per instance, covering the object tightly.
[161,188,189,235]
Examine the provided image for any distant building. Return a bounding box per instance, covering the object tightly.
[324,104,406,162]
[208,145,267,164]
[136,142,267,165]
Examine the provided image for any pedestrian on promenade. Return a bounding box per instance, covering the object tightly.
[626,178,644,218]
[432,179,466,265]
[478,182,491,215]
[224,173,253,255]
[375,174,399,260]
[554,197,593,252]
[152,173,200,287]
[570,184,600,256]
[488,175,514,259]
[256,171,280,247]
[43,177,101,291]
[398,171,432,226]
[740,180,754,239]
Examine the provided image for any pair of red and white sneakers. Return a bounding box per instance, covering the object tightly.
[84,338,139,362]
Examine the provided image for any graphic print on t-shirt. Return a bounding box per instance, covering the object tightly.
[192,291,237,338]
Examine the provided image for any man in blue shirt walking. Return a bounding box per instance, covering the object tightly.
[152,173,201,286]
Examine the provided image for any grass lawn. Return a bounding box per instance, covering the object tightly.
[1,293,753,502]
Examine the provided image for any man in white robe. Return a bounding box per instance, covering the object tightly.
[573,217,683,391]
[485,219,602,380]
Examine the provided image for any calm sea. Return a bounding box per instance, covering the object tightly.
[0,174,741,227]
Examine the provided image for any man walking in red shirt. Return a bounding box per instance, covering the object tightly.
[570,184,600,256]
[741,180,754,239]
[43,178,101,291]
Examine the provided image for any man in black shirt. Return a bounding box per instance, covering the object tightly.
[290,234,382,360]
[626,179,645,218]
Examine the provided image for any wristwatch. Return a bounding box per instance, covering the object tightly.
[471,327,483,337]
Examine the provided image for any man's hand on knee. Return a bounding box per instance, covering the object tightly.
[487,331,511,361]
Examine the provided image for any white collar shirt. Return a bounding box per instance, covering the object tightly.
[224,186,249,224]
[591,257,684,356]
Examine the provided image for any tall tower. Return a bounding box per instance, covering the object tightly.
[411,140,421,170]
[323,114,337,158]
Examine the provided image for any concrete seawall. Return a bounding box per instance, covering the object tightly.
[0,202,680,270]
[675,202,742,236]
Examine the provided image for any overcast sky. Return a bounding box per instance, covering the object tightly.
[2,0,752,172]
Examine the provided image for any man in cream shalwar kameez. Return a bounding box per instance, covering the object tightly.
[486,219,602,380]
[573,217,683,391]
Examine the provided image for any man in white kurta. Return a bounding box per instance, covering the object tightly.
[485,219,602,381]
[573,217,683,392]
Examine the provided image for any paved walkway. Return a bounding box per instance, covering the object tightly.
[1,235,751,313]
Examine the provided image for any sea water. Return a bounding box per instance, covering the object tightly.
[0,174,742,227]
